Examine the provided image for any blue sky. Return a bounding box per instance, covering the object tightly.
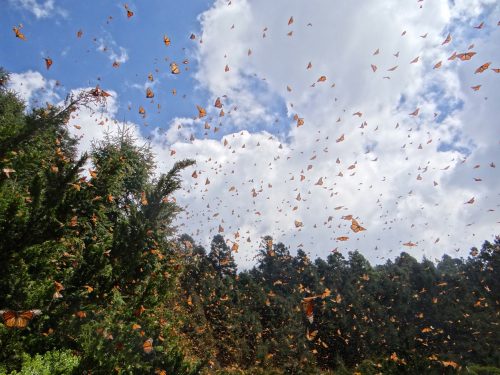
[2,0,499,266]
[2,0,217,134]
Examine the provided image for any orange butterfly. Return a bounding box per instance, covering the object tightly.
[138,106,146,115]
[471,85,481,91]
[143,338,154,354]
[492,68,500,73]
[214,97,222,108]
[163,35,171,46]
[409,108,420,116]
[13,25,26,40]
[350,219,366,233]
[403,241,416,247]
[90,86,111,97]
[441,33,451,45]
[124,4,134,18]
[457,52,476,61]
[336,236,349,241]
[288,16,294,25]
[317,76,327,82]
[474,62,491,74]
[336,134,344,143]
[53,280,64,299]
[77,29,83,38]
[44,58,53,70]
[196,105,206,118]
[433,61,442,69]
[146,88,154,98]
[0,309,41,328]
[302,297,315,323]
[170,62,180,74]
[371,64,377,72]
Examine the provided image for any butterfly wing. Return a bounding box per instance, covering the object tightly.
[16,311,35,328]
[0,310,18,328]
[143,338,154,354]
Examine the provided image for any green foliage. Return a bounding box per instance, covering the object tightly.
[467,365,500,375]
[0,73,199,374]
[7,350,79,375]
[180,235,500,374]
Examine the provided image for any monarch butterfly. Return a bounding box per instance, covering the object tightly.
[387,65,398,71]
[350,219,366,233]
[337,236,349,241]
[124,4,133,18]
[457,52,476,61]
[214,97,222,108]
[302,297,315,323]
[163,35,170,46]
[433,61,442,69]
[371,64,377,72]
[288,16,294,25]
[441,33,451,45]
[44,58,53,70]
[336,134,344,143]
[409,108,420,116]
[317,76,327,82]
[403,241,416,247]
[13,25,26,40]
[53,281,64,299]
[0,309,41,328]
[90,86,111,97]
[474,62,491,74]
[471,85,481,91]
[138,106,146,115]
[170,63,180,74]
[196,105,206,118]
[473,21,484,29]
[143,338,154,354]
[77,29,83,38]
[492,68,500,73]
[146,88,154,98]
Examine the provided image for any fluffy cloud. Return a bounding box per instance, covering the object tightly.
[8,70,60,106]
[9,0,65,19]
[168,0,500,265]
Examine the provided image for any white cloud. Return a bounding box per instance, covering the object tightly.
[8,70,60,106]
[166,0,500,266]
[96,37,129,65]
[9,0,66,19]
